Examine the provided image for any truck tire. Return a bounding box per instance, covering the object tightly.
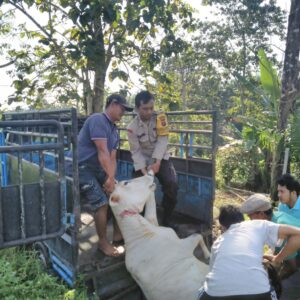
[33,242,51,271]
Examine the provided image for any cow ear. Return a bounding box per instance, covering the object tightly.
[110,195,120,204]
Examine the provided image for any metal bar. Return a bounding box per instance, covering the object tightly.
[39,150,46,236]
[70,108,80,270]
[5,130,58,139]
[3,108,74,116]
[118,127,212,134]
[169,129,212,134]
[184,132,189,159]
[189,133,194,157]
[5,142,69,159]
[166,110,215,115]
[0,226,66,248]
[211,111,218,228]
[18,152,26,239]
[124,110,215,116]
[0,133,7,187]
[66,125,72,151]
[0,120,64,132]
[179,132,184,158]
[59,122,72,126]
[52,263,74,287]
[169,121,212,125]
[0,174,3,246]
[168,143,212,151]
[29,128,33,162]
[56,122,66,250]
[51,254,74,278]
[0,143,63,153]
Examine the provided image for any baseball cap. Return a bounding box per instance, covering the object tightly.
[106,94,133,112]
[240,194,272,214]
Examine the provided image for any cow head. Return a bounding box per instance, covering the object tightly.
[109,172,156,217]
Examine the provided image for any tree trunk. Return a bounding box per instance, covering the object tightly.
[278,0,300,130]
[240,32,246,115]
[93,66,106,113]
[91,16,108,114]
[270,137,285,200]
[82,68,93,115]
[270,0,300,200]
[181,70,187,111]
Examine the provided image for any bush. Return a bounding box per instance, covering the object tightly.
[0,248,86,300]
[216,142,268,191]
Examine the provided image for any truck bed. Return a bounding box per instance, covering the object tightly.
[78,213,141,299]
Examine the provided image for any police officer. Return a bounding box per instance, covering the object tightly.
[127,90,178,226]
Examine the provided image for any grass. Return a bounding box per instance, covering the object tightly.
[0,247,87,300]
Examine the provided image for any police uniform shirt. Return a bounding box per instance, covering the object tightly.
[127,113,170,171]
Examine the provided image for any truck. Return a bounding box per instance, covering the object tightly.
[0,108,217,299]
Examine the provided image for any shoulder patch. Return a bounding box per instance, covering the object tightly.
[156,113,169,136]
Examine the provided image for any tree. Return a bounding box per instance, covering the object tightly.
[148,0,286,116]
[1,0,194,114]
[270,0,300,199]
[197,0,285,114]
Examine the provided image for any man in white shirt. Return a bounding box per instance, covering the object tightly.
[240,193,300,279]
[199,205,300,300]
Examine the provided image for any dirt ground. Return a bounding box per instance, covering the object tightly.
[212,188,252,239]
[215,188,252,208]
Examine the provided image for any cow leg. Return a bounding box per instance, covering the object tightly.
[181,234,211,259]
[198,235,210,260]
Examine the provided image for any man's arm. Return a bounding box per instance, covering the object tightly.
[148,135,168,174]
[127,128,147,174]
[110,149,117,177]
[94,139,115,193]
[268,225,300,264]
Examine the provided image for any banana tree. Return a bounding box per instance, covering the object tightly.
[238,48,300,193]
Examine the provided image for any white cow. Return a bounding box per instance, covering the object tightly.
[109,173,210,300]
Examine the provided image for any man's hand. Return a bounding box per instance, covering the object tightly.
[263,254,282,268]
[147,160,161,174]
[104,177,115,194]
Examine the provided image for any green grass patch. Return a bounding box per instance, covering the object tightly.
[0,247,87,300]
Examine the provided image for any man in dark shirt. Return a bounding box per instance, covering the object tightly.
[78,94,133,256]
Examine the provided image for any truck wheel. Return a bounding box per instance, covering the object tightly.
[33,242,51,270]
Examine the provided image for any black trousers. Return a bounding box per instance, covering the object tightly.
[133,159,178,224]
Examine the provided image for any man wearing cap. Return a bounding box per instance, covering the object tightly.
[127,90,178,227]
[241,194,300,278]
[77,93,133,257]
